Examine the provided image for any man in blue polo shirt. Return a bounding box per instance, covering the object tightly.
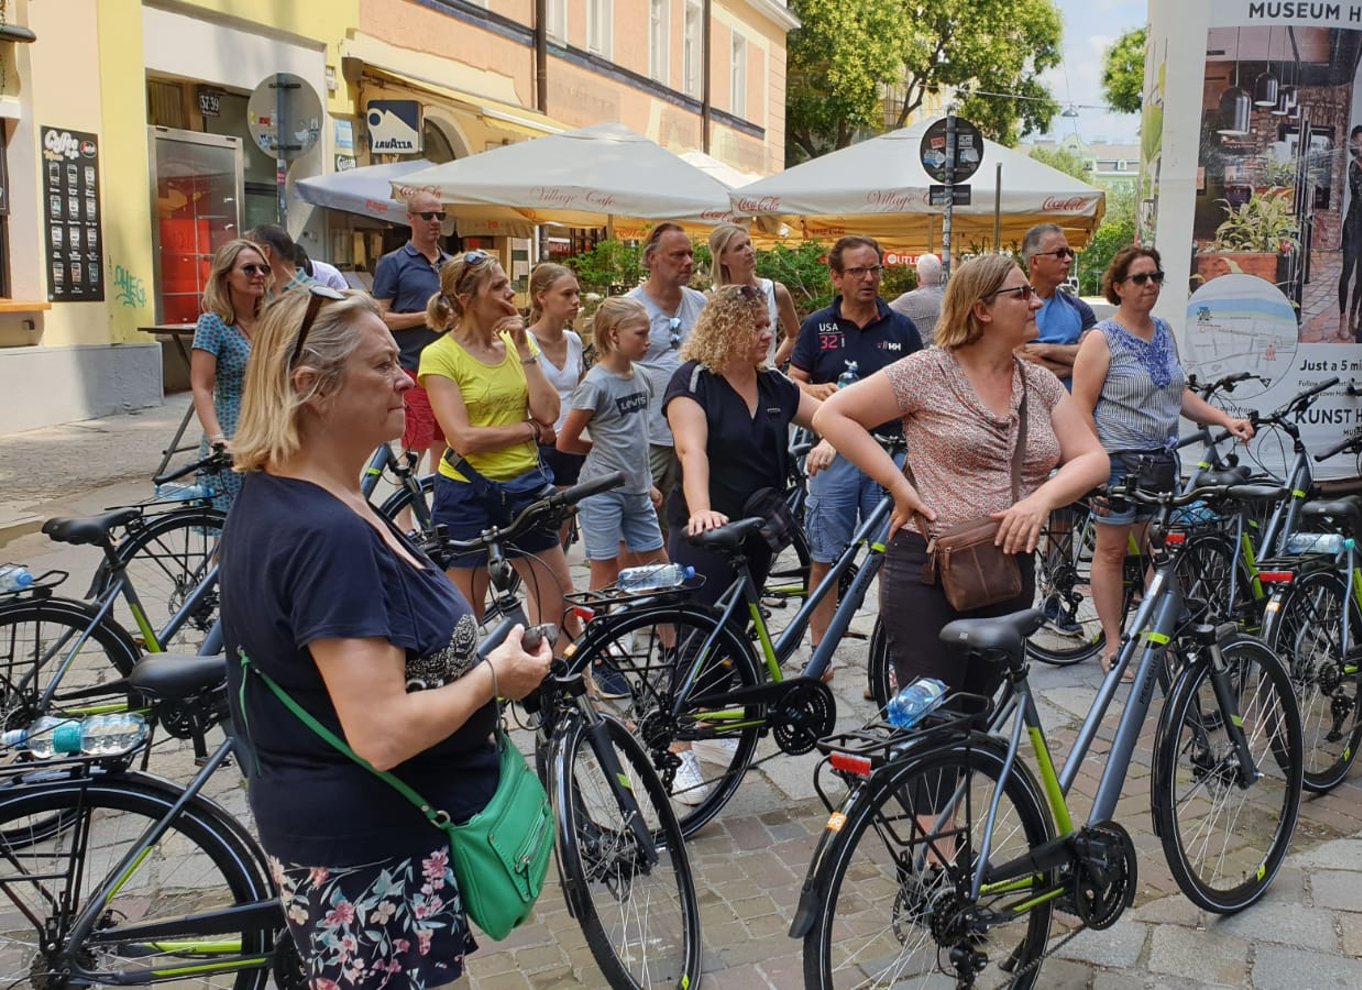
[373,191,452,475]
[1017,223,1096,389]
[790,236,922,673]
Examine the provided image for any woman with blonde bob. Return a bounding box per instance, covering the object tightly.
[221,287,551,988]
[813,253,1109,706]
[190,237,270,509]
[707,223,800,366]
[663,283,821,605]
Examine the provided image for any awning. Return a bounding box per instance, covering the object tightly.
[364,68,565,140]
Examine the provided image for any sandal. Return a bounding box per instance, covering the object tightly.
[1100,654,1135,684]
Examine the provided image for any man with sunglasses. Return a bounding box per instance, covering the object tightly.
[373,191,453,475]
[626,223,708,537]
[246,224,318,297]
[1017,223,1096,388]
[789,236,922,679]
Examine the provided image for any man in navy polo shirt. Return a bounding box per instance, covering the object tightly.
[373,191,453,474]
[1017,223,1096,389]
[790,236,922,671]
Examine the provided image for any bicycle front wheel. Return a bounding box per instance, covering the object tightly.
[1152,635,1303,913]
[97,507,225,650]
[550,714,701,989]
[1265,569,1362,792]
[565,604,763,837]
[802,739,1055,990]
[0,774,275,989]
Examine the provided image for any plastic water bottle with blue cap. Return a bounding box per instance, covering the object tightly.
[2,713,148,758]
[884,678,948,730]
[155,481,212,502]
[0,564,34,593]
[616,563,696,593]
[836,360,859,390]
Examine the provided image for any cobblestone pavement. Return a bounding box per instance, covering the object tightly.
[3,406,1361,988]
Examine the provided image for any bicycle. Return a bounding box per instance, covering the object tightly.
[560,495,895,836]
[790,480,1305,989]
[436,470,702,988]
[1261,430,1362,793]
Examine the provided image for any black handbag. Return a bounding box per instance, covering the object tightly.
[741,486,798,552]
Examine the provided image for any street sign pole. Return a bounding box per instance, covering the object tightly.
[943,110,955,284]
[275,74,290,224]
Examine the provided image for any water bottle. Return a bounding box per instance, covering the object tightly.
[836,360,860,390]
[0,564,34,593]
[1,713,148,758]
[884,678,948,730]
[155,481,210,502]
[1285,532,1349,558]
[616,563,697,593]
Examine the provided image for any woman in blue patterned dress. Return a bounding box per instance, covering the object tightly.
[1072,246,1253,676]
[190,239,269,511]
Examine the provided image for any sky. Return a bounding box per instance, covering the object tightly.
[1036,0,1145,146]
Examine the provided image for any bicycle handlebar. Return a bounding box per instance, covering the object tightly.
[1315,434,1362,462]
[1175,425,1234,450]
[1100,481,1285,509]
[442,471,625,557]
[1263,376,1340,423]
[152,450,232,486]
[1187,370,1260,398]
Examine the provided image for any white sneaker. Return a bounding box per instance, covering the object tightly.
[690,737,739,766]
[670,751,712,807]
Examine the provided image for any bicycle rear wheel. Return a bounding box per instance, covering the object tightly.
[1265,569,1362,792]
[801,739,1054,989]
[1152,635,1303,913]
[95,507,225,651]
[0,774,275,989]
[1028,506,1104,665]
[550,714,701,989]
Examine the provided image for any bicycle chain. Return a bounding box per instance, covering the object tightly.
[987,920,1087,990]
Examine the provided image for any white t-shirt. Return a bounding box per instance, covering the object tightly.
[532,329,584,433]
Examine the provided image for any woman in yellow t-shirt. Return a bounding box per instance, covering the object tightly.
[420,250,576,628]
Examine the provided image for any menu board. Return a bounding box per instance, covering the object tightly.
[41,126,104,302]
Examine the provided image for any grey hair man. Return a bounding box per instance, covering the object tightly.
[1017,223,1095,387]
[888,253,945,346]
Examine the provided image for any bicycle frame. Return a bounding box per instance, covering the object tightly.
[360,443,435,533]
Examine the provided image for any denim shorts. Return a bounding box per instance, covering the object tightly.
[805,450,902,562]
[1092,452,1158,527]
[578,490,664,560]
[432,467,561,567]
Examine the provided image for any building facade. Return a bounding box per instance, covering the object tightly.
[0,0,795,430]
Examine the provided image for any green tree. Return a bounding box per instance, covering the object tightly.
[1075,184,1136,296]
[1028,146,1092,183]
[1101,27,1147,115]
[786,0,1064,163]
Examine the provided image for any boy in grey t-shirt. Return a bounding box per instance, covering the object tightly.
[557,298,669,592]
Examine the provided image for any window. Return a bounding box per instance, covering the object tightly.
[683,0,703,98]
[649,0,670,84]
[546,0,567,43]
[588,0,613,57]
[1115,159,1128,171]
[730,32,747,118]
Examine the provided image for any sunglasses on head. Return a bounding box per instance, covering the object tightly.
[289,284,348,367]
[455,250,494,295]
[240,263,272,277]
[1036,248,1076,260]
[991,283,1036,302]
[1120,271,1165,286]
[414,210,445,222]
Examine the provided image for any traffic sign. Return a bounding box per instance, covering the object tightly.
[920,117,983,183]
[929,184,972,206]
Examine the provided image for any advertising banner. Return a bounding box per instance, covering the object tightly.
[1145,0,1362,478]
[40,126,104,303]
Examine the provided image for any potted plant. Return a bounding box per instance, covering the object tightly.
[1194,187,1299,284]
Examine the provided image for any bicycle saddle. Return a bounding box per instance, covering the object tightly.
[128,652,227,701]
[939,608,1045,665]
[1302,495,1362,537]
[1191,465,1251,487]
[42,507,141,546]
[688,516,764,552]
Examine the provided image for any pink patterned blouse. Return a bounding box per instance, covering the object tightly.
[884,349,1067,535]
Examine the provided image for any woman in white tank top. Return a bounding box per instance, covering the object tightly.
[528,263,586,544]
[708,223,801,366]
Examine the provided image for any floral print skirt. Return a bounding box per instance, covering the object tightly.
[270,843,477,989]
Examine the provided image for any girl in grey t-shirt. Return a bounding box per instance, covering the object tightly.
[557,298,670,590]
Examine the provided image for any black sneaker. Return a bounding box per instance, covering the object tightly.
[593,660,632,699]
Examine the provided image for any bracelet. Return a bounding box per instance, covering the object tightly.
[520,353,538,365]
[486,658,500,701]
[527,421,540,443]
[208,433,226,442]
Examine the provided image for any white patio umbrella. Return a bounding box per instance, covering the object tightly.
[391,122,741,238]
[730,120,1106,253]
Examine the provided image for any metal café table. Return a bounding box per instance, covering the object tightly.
[138,323,199,477]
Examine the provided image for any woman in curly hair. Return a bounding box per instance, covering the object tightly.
[662,283,821,606]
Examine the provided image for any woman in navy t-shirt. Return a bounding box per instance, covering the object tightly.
[220,288,551,988]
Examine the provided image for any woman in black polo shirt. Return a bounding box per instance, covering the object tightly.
[663,284,821,604]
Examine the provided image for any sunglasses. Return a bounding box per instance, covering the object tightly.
[240,263,272,277]
[455,250,494,295]
[1120,271,1166,286]
[667,316,683,350]
[414,211,445,222]
[991,284,1037,301]
[289,284,347,367]
[1035,248,1076,260]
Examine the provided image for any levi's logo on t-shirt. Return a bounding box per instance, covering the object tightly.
[614,391,649,415]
